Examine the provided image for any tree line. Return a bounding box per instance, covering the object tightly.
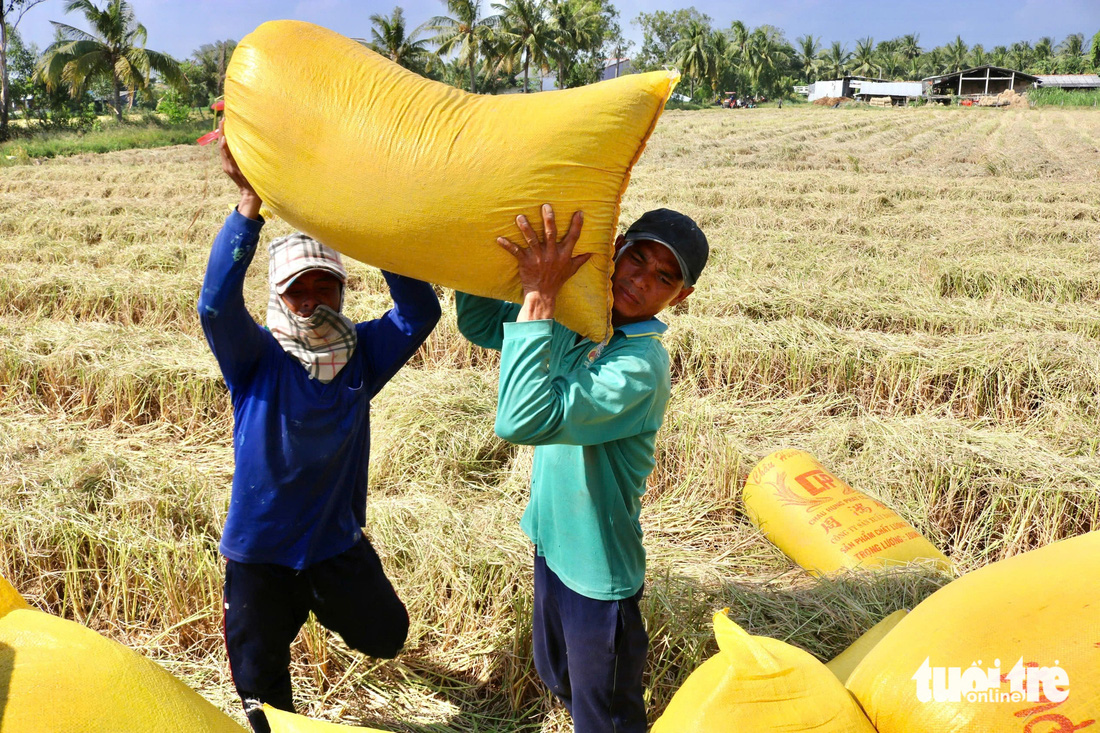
[4,0,1100,140]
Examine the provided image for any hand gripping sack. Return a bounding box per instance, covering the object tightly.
[224,20,680,342]
[0,575,245,732]
[743,449,951,574]
[652,609,877,733]
[846,531,1100,733]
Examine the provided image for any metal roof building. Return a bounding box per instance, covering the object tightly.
[1036,75,1100,89]
[923,66,1039,99]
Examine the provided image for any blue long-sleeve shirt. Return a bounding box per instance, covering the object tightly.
[198,209,441,569]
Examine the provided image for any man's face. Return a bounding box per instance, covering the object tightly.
[279,269,343,318]
[611,238,693,326]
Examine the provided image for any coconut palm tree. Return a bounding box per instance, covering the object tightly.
[37,0,185,121]
[1056,33,1085,73]
[1090,30,1100,71]
[671,19,716,98]
[429,0,496,93]
[878,51,907,80]
[822,41,850,79]
[968,44,987,69]
[192,39,235,102]
[493,0,555,93]
[944,35,968,73]
[1007,41,1033,72]
[743,27,790,96]
[369,7,436,75]
[547,0,601,89]
[794,34,821,82]
[989,45,1008,68]
[900,34,921,61]
[851,36,878,77]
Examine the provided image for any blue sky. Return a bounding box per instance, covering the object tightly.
[14,0,1100,60]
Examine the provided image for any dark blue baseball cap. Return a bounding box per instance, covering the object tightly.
[622,209,709,287]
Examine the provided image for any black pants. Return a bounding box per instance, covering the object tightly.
[532,553,649,733]
[223,534,408,731]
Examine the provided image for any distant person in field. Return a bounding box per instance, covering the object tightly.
[197,128,441,733]
[456,205,708,733]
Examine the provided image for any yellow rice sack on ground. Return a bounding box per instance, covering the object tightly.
[264,704,389,732]
[847,531,1100,732]
[225,20,679,343]
[743,449,951,574]
[826,609,908,684]
[0,575,245,732]
[652,609,876,733]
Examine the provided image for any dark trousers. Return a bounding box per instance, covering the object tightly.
[532,552,648,733]
[223,534,408,732]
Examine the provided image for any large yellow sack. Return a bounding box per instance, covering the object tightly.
[224,20,679,342]
[264,704,389,732]
[744,449,951,574]
[826,609,908,684]
[652,609,876,733]
[848,531,1100,732]
[0,574,245,732]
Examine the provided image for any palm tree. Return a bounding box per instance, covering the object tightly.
[878,51,907,80]
[429,0,496,93]
[369,7,436,75]
[900,34,921,61]
[1056,33,1085,73]
[822,41,850,79]
[1034,36,1054,63]
[968,44,987,69]
[192,39,235,102]
[919,48,944,77]
[851,36,877,77]
[989,45,1008,68]
[1007,41,1033,72]
[1090,30,1100,72]
[794,34,821,82]
[743,27,789,96]
[493,0,555,93]
[547,0,601,89]
[37,0,185,121]
[944,35,968,72]
[671,19,716,98]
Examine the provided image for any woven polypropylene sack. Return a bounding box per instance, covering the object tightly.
[264,704,389,732]
[0,575,245,733]
[826,609,908,685]
[651,609,876,733]
[743,449,951,574]
[224,20,679,343]
[847,531,1100,732]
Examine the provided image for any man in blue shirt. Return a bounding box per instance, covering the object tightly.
[198,134,440,732]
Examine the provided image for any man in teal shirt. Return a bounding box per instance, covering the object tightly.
[456,206,708,732]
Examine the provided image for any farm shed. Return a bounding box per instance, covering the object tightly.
[1036,74,1100,90]
[852,81,923,105]
[807,76,884,101]
[923,66,1038,100]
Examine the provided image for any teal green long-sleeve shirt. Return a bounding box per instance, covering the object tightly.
[455,293,672,600]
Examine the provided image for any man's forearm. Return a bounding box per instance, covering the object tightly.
[518,291,556,322]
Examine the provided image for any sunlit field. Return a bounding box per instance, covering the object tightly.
[3,104,1099,730]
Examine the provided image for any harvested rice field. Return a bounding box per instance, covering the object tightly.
[3,104,1100,730]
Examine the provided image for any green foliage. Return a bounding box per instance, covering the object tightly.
[0,118,207,161]
[1029,87,1100,107]
[36,0,187,122]
[632,7,712,71]
[155,87,191,124]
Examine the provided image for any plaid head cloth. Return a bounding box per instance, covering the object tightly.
[266,233,357,383]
